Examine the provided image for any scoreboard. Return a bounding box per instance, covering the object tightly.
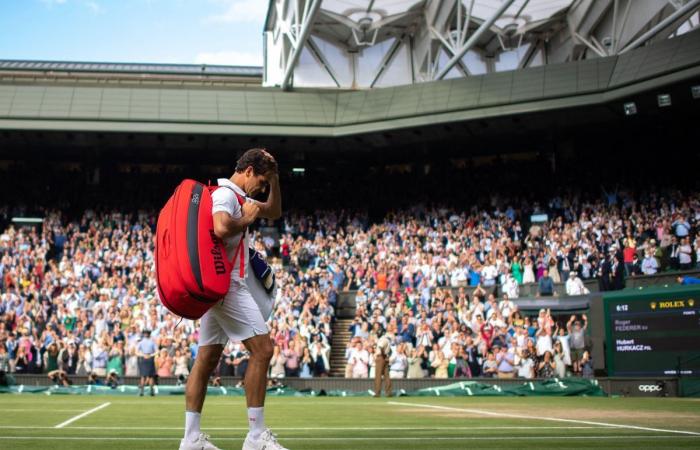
[604,285,700,377]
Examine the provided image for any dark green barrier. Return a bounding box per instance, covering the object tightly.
[0,378,604,397]
[406,378,603,397]
[679,378,700,397]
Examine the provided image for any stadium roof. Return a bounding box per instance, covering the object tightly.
[0,59,263,89]
[264,0,700,89]
[0,27,699,138]
[316,0,574,31]
[0,60,263,78]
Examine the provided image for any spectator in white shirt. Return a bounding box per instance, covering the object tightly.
[516,349,535,379]
[679,237,693,270]
[481,258,498,287]
[565,273,589,296]
[502,274,519,299]
[388,343,408,378]
[349,341,370,378]
[535,327,553,357]
[498,294,516,318]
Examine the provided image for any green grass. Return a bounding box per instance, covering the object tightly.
[0,395,699,449]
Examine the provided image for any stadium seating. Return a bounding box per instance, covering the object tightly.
[1,184,697,381]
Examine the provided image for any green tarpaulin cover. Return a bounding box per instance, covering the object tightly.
[0,378,604,397]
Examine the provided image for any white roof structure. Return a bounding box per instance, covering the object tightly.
[263,0,700,89]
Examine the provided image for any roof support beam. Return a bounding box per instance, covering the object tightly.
[517,39,540,69]
[619,0,700,54]
[435,0,516,80]
[370,36,404,88]
[305,37,341,88]
[281,0,322,90]
[430,26,472,75]
[573,32,606,57]
[611,0,633,53]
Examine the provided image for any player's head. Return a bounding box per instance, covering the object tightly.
[234,148,278,196]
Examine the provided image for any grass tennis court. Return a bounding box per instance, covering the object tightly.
[0,395,699,449]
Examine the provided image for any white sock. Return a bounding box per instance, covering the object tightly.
[247,407,265,440]
[184,411,201,442]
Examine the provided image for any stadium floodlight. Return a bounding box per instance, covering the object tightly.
[692,85,700,99]
[623,102,637,116]
[657,94,672,107]
[12,217,43,224]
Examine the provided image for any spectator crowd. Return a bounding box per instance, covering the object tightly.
[0,186,698,384]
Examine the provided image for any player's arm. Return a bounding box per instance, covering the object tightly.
[213,202,259,240]
[254,172,282,220]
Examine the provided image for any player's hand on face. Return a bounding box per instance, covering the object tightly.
[242,201,261,221]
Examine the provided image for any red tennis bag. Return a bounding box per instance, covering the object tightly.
[155,179,245,319]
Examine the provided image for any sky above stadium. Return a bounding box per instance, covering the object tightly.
[0,0,267,66]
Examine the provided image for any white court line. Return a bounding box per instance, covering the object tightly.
[388,401,700,436]
[0,436,698,441]
[54,402,111,429]
[0,425,611,431]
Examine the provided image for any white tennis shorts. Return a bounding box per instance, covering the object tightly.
[198,274,274,346]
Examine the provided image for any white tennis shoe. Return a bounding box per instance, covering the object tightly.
[179,432,222,450]
[242,429,289,450]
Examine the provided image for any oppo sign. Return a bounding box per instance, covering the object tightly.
[638,385,663,393]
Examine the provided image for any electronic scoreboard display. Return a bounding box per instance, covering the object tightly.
[604,285,700,376]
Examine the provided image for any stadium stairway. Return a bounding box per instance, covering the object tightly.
[330,318,353,377]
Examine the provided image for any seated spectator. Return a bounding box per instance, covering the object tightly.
[47,369,72,387]
[269,345,286,379]
[388,343,408,379]
[124,347,138,377]
[568,315,588,375]
[431,350,449,379]
[310,336,330,377]
[553,341,567,378]
[565,273,589,296]
[495,344,515,379]
[59,342,79,375]
[155,348,173,378]
[502,275,519,299]
[43,343,60,374]
[679,237,693,271]
[481,351,498,378]
[537,269,555,296]
[452,346,471,378]
[580,350,594,378]
[537,351,556,378]
[282,344,301,377]
[349,341,370,379]
[106,370,120,389]
[173,348,190,379]
[516,349,535,379]
[298,347,314,379]
[642,252,659,275]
